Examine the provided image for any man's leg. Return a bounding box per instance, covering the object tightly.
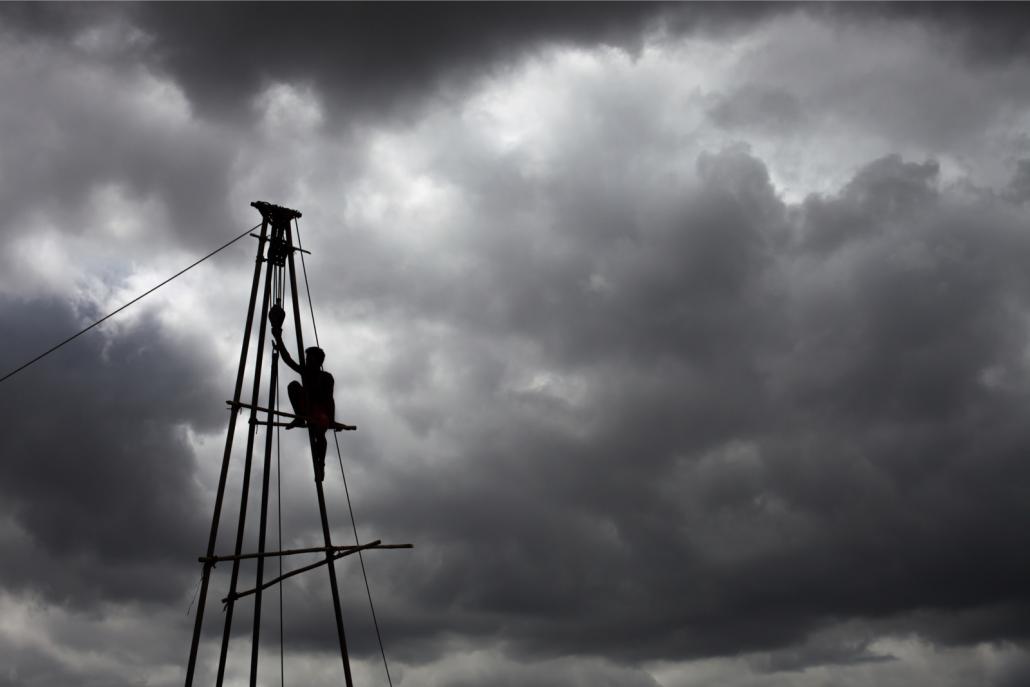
[286,381,308,429]
[312,432,327,481]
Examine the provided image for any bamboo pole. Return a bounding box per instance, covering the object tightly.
[249,304,282,686]
[215,224,277,687]
[285,220,355,687]
[184,219,268,687]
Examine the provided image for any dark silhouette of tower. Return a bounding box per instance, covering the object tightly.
[183,201,409,687]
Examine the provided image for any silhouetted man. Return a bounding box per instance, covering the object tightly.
[269,304,353,481]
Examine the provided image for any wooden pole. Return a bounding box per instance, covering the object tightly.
[285,220,356,687]
[184,219,268,687]
[249,308,282,686]
[214,225,277,687]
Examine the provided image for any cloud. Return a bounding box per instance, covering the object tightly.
[249,48,1030,666]
[395,650,663,687]
[708,86,806,133]
[4,5,1030,687]
[0,21,237,250]
[127,2,782,124]
[651,635,1030,687]
[0,297,225,607]
[827,2,1030,66]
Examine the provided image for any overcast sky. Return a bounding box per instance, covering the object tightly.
[2,3,1030,686]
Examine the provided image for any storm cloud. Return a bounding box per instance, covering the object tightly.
[2,3,1030,687]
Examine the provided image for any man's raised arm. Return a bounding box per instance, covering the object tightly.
[269,304,302,373]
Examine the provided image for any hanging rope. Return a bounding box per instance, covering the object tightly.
[332,431,394,687]
[294,218,395,687]
[0,222,262,386]
[294,218,321,347]
[273,258,287,687]
[276,350,286,687]
[185,574,203,617]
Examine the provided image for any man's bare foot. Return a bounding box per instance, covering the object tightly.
[285,418,306,430]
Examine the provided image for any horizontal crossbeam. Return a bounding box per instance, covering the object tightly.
[227,400,356,431]
[248,233,311,254]
[250,419,310,428]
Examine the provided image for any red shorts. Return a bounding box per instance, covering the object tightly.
[309,408,332,431]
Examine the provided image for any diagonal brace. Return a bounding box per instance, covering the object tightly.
[201,541,413,564]
[222,540,406,605]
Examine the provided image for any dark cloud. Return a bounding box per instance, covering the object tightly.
[0,32,236,249]
[311,150,1030,668]
[798,155,941,252]
[129,2,786,124]
[0,297,224,606]
[0,2,123,42]
[4,3,1030,686]
[1007,159,1030,204]
[708,86,806,133]
[1,1,1024,260]
[1,2,793,125]
[828,2,1030,65]
[421,655,663,687]
[0,640,138,687]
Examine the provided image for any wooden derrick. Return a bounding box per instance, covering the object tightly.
[183,202,409,687]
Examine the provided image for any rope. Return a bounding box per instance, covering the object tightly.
[186,573,203,617]
[293,219,321,348]
[333,432,395,687]
[274,256,287,686]
[0,222,261,386]
[294,219,395,687]
[276,351,286,687]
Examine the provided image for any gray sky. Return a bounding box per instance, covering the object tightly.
[2,3,1030,686]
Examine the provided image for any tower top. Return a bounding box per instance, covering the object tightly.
[251,201,302,226]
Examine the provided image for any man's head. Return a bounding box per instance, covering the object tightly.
[305,347,325,369]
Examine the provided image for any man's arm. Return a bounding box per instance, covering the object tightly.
[273,329,302,373]
[269,305,302,373]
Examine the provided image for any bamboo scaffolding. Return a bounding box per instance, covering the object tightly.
[228,400,356,431]
[200,541,412,564]
[224,540,395,604]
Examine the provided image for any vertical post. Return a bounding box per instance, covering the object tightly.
[185,218,269,687]
[215,226,278,687]
[285,221,355,687]
[249,305,281,686]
